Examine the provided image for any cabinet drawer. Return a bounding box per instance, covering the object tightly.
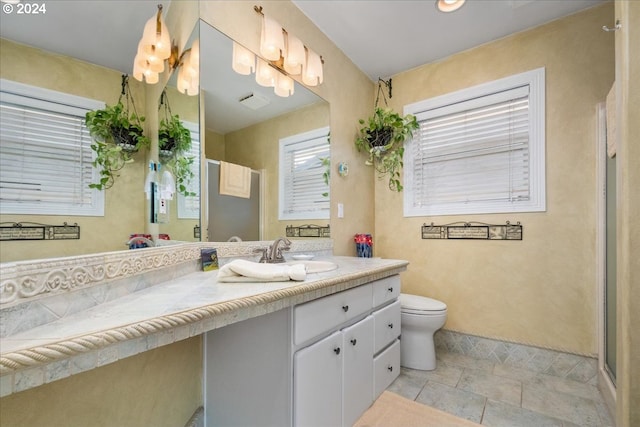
[372,275,401,308]
[294,284,372,346]
[373,300,401,354]
[373,339,400,399]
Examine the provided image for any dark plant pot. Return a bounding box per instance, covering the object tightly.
[159,131,177,160]
[111,125,141,153]
[366,127,393,149]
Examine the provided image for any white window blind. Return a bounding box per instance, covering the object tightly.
[0,79,105,216]
[279,126,330,220]
[404,68,545,216]
[177,120,200,220]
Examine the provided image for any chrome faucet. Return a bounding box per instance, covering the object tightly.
[267,237,292,263]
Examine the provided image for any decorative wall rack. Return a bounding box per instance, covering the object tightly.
[286,224,330,238]
[0,222,80,241]
[421,221,522,241]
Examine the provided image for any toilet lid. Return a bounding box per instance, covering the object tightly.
[400,293,447,312]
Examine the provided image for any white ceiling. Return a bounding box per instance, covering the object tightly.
[0,0,605,132]
[292,0,605,80]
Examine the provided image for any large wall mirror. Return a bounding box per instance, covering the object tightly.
[199,21,330,242]
[0,5,330,263]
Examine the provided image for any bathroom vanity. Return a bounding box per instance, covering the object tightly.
[204,273,402,427]
[0,241,407,426]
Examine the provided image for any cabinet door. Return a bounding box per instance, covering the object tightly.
[342,316,374,427]
[294,331,343,427]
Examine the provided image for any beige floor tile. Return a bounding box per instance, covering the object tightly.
[458,368,522,406]
[416,380,487,423]
[522,382,601,427]
[482,399,564,427]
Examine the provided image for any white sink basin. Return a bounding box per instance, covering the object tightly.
[284,260,338,274]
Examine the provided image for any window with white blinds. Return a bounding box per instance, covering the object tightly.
[279,126,330,220]
[177,120,200,219]
[404,68,545,216]
[1,79,105,216]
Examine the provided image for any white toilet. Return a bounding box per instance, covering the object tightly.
[399,293,447,371]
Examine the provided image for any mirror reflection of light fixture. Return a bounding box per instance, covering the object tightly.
[232,42,256,75]
[436,0,466,13]
[132,4,200,96]
[255,57,277,87]
[229,5,324,98]
[274,73,295,97]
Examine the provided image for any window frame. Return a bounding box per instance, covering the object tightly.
[278,126,330,221]
[177,120,201,220]
[403,67,546,217]
[0,79,105,217]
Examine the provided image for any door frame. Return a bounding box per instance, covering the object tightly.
[595,102,616,411]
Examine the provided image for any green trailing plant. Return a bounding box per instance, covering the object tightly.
[159,114,192,161]
[158,90,195,197]
[319,130,330,198]
[319,156,330,198]
[85,75,149,190]
[355,106,418,192]
[166,155,196,197]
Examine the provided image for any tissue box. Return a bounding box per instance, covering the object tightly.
[201,248,219,271]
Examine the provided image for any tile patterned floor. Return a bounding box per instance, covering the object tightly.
[387,351,615,427]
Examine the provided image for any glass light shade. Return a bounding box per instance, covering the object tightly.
[132,56,159,84]
[144,70,159,84]
[284,34,305,75]
[260,15,284,61]
[140,12,171,60]
[186,80,199,96]
[255,58,276,87]
[176,66,191,94]
[274,73,295,97]
[135,52,164,73]
[232,42,256,75]
[190,39,200,69]
[302,48,323,87]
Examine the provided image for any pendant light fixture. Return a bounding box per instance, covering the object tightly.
[229,5,325,98]
[132,4,200,96]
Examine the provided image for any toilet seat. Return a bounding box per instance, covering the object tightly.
[400,293,447,315]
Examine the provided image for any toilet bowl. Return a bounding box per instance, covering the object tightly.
[399,293,447,371]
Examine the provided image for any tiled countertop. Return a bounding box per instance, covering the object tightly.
[0,255,408,396]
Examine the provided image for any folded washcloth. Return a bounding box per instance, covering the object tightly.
[217,259,306,283]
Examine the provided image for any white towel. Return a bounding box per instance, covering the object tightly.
[219,161,251,198]
[606,82,616,158]
[217,259,306,283]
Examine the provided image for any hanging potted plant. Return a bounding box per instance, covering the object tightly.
[85,74,149,190]
[355,104,418,192]
[159,114,192,161]
[158,90,195,196]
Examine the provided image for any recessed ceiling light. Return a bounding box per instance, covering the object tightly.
[436,0,466,13]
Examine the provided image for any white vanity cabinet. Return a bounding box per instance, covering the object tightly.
[293,275,401,427]
[203,274,402,427]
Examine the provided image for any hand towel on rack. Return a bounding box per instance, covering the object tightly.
[219,161,252,198]
[606,82,616,158]
[217,259,306,282]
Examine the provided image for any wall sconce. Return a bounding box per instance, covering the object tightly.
[132,4,199,96]
[230,5,324,98]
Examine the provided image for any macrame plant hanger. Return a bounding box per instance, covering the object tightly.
[115,74,144,153]
[375,77,392,108]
